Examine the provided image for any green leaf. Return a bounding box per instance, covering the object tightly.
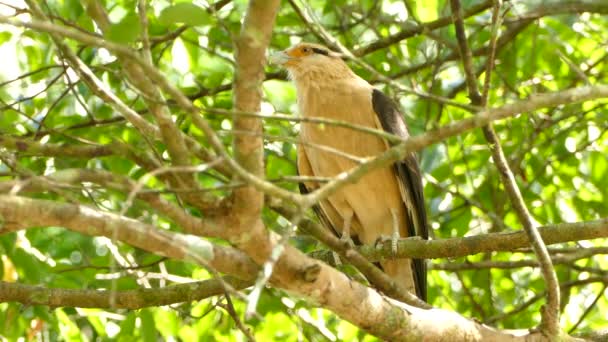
[140,309,158,341]
[0,31,12,45]
[118,312,137,340]
[13,248,43,283]
[415,0,437,21]
[158,3,211,26]
[105,13,141,44]
[56,309,82,341]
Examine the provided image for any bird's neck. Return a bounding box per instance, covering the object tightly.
[289,62,355,87]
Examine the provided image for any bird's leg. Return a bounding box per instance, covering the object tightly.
[331,211,354,267]
[340,209,355,248]
[373,210,401,258]
[390,208,400,257]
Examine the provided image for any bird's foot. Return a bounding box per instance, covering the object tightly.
[339,231,356,249]
[374,235,399,259]
[375,235,422,259]
[390,209,400,256]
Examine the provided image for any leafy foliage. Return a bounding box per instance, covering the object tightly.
[0,0,607,340]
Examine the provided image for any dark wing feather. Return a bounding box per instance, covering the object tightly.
[297,174,346,241]
[371,89,429,302]
[298,170,361,245]
[298,183,335,234]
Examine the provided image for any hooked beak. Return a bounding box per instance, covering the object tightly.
[269,51,292,66]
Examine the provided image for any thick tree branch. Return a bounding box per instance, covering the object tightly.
[231,0,281,225]
[313,217,608,261]
[432,247,608,270]
[0,277,251,309]
[0,195,259,281]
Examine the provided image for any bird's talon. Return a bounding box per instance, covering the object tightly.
[391,231,399,256]
[390,209,400,258]
[340,234,355,249]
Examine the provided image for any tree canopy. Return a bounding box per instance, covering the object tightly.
[0,0,607,340]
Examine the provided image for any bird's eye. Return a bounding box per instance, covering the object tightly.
[302,47,311,53]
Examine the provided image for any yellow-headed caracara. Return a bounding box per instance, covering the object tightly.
[271,43,428,301]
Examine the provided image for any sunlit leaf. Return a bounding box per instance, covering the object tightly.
[158,3,211,26]
[105,13,142,44]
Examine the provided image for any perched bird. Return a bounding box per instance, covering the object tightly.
[271,43,428,301]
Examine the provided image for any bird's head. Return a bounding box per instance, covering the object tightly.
[270,43,351,81]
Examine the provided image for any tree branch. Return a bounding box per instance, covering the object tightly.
[353,0,495,56]
[0,277,251,309]
[0,195,259,281]
[432,247,608,270]
[353,0,608,57]
[317,217,608,261]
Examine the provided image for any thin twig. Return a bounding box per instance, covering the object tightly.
[222,293,256,342]
[485,276,608,325]
[138,0,152,64]
[567,284,607,334]
[120,159,225,217]
[0,277,252,309]
[433,247,608,270]
[206,107,405,143]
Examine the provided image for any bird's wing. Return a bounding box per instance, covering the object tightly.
[297,146,343,239]
[371,88,429,302]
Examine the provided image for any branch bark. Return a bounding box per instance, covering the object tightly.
[0,277,251,309]
[0,195,259,281]
[230,0,280,239]
[310,217,608,261]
